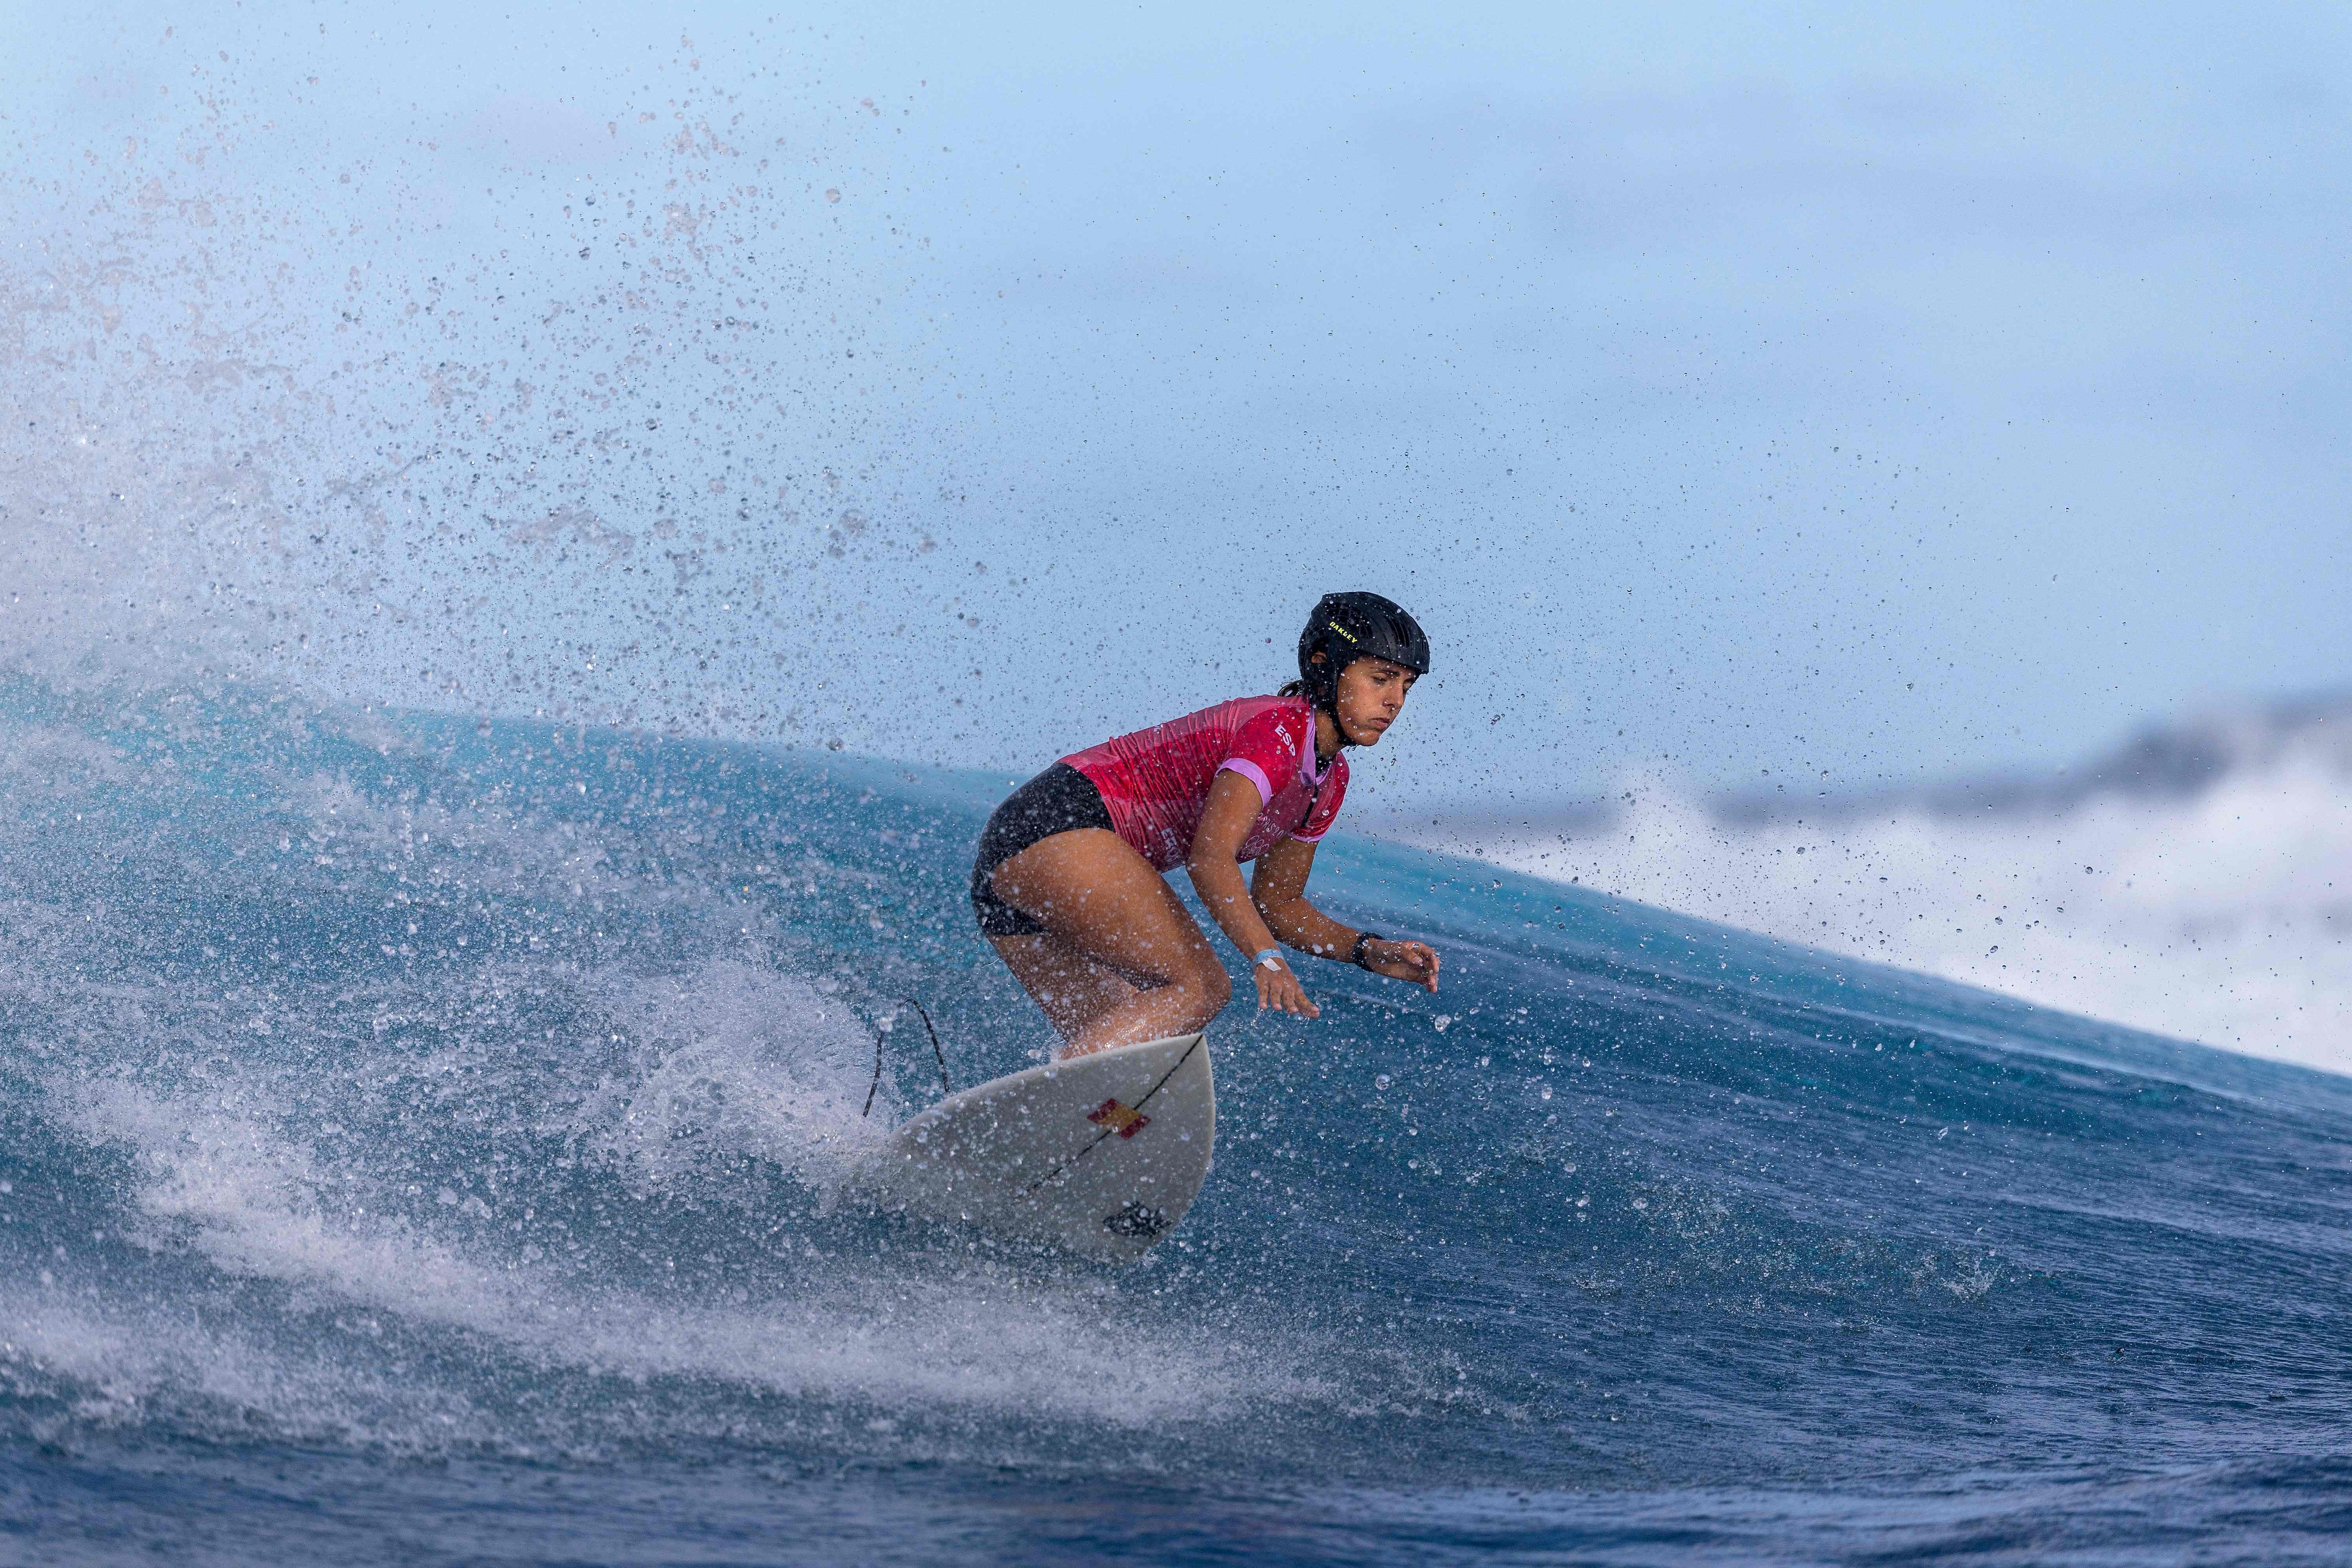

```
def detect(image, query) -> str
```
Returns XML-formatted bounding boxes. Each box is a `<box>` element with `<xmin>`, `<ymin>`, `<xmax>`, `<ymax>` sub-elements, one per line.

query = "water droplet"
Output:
<box><xmin>1539</xmin><ymin>1085</ymin><xmax>1553</xmax><ymax>1101</ymax></box>
<box><xmin>1374</xmin><ymin>1073</ymin><xmax>1392</xmax><ymax>1091</ymax></box>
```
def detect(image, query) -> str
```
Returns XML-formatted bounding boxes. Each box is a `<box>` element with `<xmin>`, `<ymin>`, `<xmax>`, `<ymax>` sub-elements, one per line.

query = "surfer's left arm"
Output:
<box><xmin>1250</xmin><ymin>836</ymin><xmax>1441</xmax><ymax>993</ymax></box>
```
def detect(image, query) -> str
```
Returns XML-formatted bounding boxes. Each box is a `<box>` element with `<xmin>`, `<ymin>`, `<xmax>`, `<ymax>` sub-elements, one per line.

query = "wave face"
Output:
<box><xmin>5</xmin><ymin>679</ymin><xmax>2351</xmax><ymax>1563</ymax></box>
<box><xmin>1412</xmin><ymin>696</ymin><xmax>2352</xmax><ymax>1076</ymax></box>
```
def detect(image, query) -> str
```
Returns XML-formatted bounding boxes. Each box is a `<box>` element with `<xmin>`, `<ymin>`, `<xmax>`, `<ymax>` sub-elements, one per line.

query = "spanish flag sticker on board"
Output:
<box><xmin>1088</xmin><ymin>1098</ymin><xmax>1151</xmax><ymax>1139</ymax></box>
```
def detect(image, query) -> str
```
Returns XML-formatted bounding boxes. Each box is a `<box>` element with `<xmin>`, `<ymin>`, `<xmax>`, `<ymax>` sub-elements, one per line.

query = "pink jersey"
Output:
<box><xmin>1062</xmin><ymin>695</ymin><xmax>1349</xmax><ymax>873</ymax></box>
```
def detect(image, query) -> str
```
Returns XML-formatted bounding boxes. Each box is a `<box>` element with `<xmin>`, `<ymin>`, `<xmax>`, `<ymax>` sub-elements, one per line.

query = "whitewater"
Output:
<box><xmin>1401</xmin><ymin>699</ymin><xmax>2352</xmax><ymax>1076</ymax></box>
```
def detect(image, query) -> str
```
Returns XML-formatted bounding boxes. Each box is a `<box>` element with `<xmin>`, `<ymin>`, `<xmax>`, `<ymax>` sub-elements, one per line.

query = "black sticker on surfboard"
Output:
<box><xmin>1103</xmin><ymin>1201</ymin><xmax>1168</xmax><ymax>1239</ymax></box>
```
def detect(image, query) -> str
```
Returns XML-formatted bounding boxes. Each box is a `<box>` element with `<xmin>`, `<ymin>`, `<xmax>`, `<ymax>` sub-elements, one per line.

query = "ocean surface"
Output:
<box><xmin>5</xmin><ymin>678</ymin><xmax>2350</xmax><ymax>1564</ymax></box>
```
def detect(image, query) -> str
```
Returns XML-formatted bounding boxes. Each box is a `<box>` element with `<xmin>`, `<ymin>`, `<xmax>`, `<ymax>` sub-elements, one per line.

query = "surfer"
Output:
<box><xmin>972</xmin><ymin>592</ymin><xmax>1442</xmax><ymax>1057</ymax></box>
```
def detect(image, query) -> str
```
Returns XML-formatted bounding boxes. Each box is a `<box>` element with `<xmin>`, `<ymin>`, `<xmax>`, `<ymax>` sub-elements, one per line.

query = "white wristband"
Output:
<box><xmin>1254</xmin><ymin>947</ymin><xmax>1284</xmax><ymax>970</ymax></box>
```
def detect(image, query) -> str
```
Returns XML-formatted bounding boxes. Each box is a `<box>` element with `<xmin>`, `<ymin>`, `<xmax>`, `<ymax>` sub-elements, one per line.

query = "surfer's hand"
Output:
<box><xmin>1363</xmin><ymin>939</ymin><xmax>1440</xmax><ymax>993</ymax></box>
<box><xmin>1254</xmin><ymin>956</ymin><xmax>1321</xmax><ymax>1019</ymax></box>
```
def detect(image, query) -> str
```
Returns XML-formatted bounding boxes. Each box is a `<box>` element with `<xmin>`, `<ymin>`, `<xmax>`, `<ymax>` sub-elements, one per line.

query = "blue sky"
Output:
<box><xmin>6</xmin><ymin>0</ymin><xmax>2347</xmax><ymax>811</ymax></box>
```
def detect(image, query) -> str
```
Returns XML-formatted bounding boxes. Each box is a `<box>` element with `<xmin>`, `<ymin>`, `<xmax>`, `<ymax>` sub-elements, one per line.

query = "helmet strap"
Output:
<box><xmin>1307</xmin><ymin>652</ymin><xmax>1360</xmax><ymax>748</ymax></box>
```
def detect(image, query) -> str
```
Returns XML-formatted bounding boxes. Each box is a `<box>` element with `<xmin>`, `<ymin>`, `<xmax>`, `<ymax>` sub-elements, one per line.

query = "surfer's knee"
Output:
<box><xmin>1179</xmin><ymin>960</ymin><xmax>1231</xmax><ymax>1018</ymax></box>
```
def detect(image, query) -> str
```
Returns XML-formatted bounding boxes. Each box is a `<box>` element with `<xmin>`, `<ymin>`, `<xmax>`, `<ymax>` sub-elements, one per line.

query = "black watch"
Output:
<box><xmin>1350</xmin><ymin>931</ymin><xmax>1385</xmax><ymax>969</ymax></box>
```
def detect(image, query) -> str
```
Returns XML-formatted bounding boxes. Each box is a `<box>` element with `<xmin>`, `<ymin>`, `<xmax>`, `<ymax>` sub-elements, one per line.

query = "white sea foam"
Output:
<box><xmin>0</xmin><ymin>1291</ymin><xmax>500</xmax><ymax>1452</ymax></box>
<box><xmin>38</xmin><ymin>966</ymin><xmax>1296</xmax><ymax>1441</ymax></box>
<box><xmin>1413</xmin><ymin>710</ymin><xmax>2352</xmax><ymax>1076</ymax></box>
<box><xmin>567</xmin><ymin>961</ymin><xmax>899</xmax><ymax>1196</ymax></box>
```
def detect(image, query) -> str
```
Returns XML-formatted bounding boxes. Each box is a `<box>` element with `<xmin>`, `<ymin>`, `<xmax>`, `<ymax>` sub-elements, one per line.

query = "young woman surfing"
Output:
<box><xmin>971</xmin><ymin>592</ymin><xmax>1442</xmax><ymax>1058</ymax></box>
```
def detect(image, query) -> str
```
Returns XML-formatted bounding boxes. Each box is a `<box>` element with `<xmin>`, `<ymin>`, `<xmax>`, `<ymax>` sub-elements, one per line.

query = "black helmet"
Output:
<box><xmin>1298</xmin><ymin>592</ymin><xmax>1431</xmax><ymax>721</ymax></box>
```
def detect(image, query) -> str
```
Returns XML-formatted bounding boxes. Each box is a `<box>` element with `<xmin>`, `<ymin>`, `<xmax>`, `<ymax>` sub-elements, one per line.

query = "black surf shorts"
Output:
<box><xmin>969</xmin><ymin>762</ymin><xmax>1116</xmax><ymax>937</ymax></box>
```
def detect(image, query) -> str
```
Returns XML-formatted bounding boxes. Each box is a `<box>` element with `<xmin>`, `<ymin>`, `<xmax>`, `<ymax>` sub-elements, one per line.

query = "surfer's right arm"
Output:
<box><xmin>1187</xmin><ymin>769</ymin><xmax>1322</xmax><ymax>1019</ymax></box>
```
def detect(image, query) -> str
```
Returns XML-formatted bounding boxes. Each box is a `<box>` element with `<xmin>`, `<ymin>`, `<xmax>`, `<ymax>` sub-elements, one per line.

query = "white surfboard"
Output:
<box><xmin>860</xmin><ymin>1032</ymin><xmax>1214</xmax><ymax>1264</ymax></box>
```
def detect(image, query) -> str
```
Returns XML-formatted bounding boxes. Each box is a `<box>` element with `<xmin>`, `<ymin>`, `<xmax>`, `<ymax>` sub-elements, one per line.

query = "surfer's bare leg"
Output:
<box><xmin>987</xmin><ymin>933</ymin><xmax>1140</xmax><ymax>1034</ymax></box>
<box><xmin>987</xmin><ymin>828</ymin><xmax>1230</xmax><ymax>1056</ymax></box>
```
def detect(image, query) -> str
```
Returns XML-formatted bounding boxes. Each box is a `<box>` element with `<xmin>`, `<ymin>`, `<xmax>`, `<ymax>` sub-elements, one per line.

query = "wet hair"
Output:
<box><xmin>1278</xmin><ymin>647</ymin><xmax>1327</xmax><ymax>699</ymax></box>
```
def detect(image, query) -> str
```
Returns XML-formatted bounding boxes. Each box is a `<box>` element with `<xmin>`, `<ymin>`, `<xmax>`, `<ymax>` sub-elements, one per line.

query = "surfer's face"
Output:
<box><xmin>1335</xmin><ymin>657</ymin><xmax>1417</xmax><ymax>747</ymax></box>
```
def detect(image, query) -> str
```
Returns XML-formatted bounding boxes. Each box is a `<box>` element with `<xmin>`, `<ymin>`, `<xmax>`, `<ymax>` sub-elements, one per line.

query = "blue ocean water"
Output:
<box><xmin>3</xmin><ymin>678</ymin><xmax>2349</xmax><ymax>1565</ymax></box>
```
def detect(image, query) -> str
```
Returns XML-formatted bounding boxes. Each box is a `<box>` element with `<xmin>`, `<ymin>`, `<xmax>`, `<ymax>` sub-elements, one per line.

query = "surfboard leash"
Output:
<box><xmin>860</xmin><ymin>998</ymin><xmax>952</xmax><ymax>1118</ymax></box>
